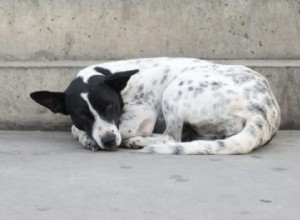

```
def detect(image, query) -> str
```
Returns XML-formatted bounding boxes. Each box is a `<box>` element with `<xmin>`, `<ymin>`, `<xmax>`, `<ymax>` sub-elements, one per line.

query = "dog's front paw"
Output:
<box><xmin>123</xmin><ymin>137</ymin><xmax>145</xmax><ymax>149</ymax></box>
<box><xmin>78</xmin><ymin>134</ymin><xmax>100</xmax><ymax>151</ymax></box>
<box><xmin>71</xmin><ymin>125</ymin><xmax>100</xmax><ymax>151</ymax></box>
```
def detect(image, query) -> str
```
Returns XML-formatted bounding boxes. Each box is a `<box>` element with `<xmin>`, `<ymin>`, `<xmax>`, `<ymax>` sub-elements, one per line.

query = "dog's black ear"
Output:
<box><xmin>104</xmin><ymin>69</ymin><xmax>139</xmax><ymax>92</ymax></box>
<box><xmin>30</xmin><ymin>91</ymin><xmax>69</xmax><ymax>115</ymax></box>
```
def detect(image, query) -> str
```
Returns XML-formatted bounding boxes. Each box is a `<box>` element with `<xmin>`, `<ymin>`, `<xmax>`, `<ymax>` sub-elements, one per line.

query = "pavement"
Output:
<box><xmin>0</xmin><ymin>130</ymin><xmax>299</xmax><ymax>220</ymax></box>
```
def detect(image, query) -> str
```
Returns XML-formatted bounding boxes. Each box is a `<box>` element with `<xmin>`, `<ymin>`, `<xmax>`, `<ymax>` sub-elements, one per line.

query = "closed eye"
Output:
<box><xmin>78</xmin><ymin>111</ymin><xmax>94</xmax><ymax>120</ymax></box>
<box><xmin>106</xmin><ymin>103</ymin><xmax>114</xmax><ymax>113</ymax></box>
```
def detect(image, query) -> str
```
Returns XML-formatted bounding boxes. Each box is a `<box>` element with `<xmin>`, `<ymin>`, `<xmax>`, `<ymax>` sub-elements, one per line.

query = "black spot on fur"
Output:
<box><xmin>211</xmin><ymin>81</ymin><xmax>223</xmax><ymax>90</ymax></box>
<box><xmin>164</xmin><ymin>68</ymin><xmax>170</xmax><ymax>74</ymax></box>
<box><xmin>138</xmin><ymin>85</ymin><xmax>144</xmax><ymax>92</ymax></box>
<box><xmin>161</xmin><ymin>74</ymin><xmax>168</xmax><ymax>84</ymax></box>
<box><xmin>248</xmin><ymin>104</ymin><xmax>267</xmax><ymax>120</ymax></box>
<box><xmin>188</xmin><ymin>86</ymin><xmax>194</xmax><ymax>91</ymax></box>
<box><xmin>230</xmin><ymin>74</ymin><xmax>253</xmax><ymax>85</ymax></box>
<box><xmin>256</xmin><ymin>121</ymin><xmax>263</xmax><ymax>130</ymax></box>
<box><xmin>172</xmin><ymin>145</ymin><xmax>184</xmax><ymax>155</ymax></box>
<box><xmin>247</xmin><ymin>125</ymin><xmax>256</xmax><ymax>137</ymax></box>
<box><xmin>217</xmin><ymin>141</ymin><xmax>225</xmax><ymax>148</ymax></box>
<box><xmin>193</xmin><ymin>87</ymin><xmax>204</xmax><ymax>97</ymax></box>
<box><xmin>253</xmin><ymin>81</ymin><xmax>268</xmax><ymax>93</ymax></box>
<box><xmin>179</xmin><ymin>81</ymin><xmax>184</xmax><ymax>86</ymax></box>
<box><xmin>147</xmin><ymin>146</ymin><xmax>156</xmax><ymax>154</ymax></box>
<box><xmin>182</xmin><ymin>67</ymin><xmax>188</xmax><ymax>72</ymax></box>
<box><xmin>94</xmin><ymin>67</ymin><xmax>112</xmax><ymax>76</ymax></box>
<box><xmin>264</xmin><ymin>97</ymin><xmax>272</xmax><ymax>107</ymax></box>
<box><xmin>199</xmin><ymin>82</ymin><xmax>208</xmax><ymax>88</ymax></box>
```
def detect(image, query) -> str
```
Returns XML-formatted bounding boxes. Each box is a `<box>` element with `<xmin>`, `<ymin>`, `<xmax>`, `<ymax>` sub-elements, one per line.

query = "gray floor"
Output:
<box><xmin>0</xmin><ymin>130</ymin><xmax>299</xmax><ymax>220</ymax></box>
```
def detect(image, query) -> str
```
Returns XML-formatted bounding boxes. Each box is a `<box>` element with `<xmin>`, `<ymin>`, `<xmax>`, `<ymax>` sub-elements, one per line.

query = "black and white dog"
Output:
<box><xmin>30</xmin><ymin>58</ymin><xmax>280</xmax><ymax>154</ymax></box>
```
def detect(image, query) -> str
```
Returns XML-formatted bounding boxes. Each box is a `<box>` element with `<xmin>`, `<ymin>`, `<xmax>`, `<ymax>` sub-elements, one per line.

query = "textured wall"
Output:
<box><xmin>0</xmin><ymin>0</ymin><xmax>299</xmax><ymax>60</ymax></box>
<box><xmin>0</xmin><ymin>62</ymin><xmax>299</xmax><ymax>130</ymax></box>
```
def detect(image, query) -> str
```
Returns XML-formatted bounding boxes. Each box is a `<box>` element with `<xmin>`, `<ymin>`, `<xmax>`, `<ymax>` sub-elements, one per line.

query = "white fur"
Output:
<box><xmin>75</xmin><ymin>57</ymin><xmax>280</xmax><ymax>154</ymax></box>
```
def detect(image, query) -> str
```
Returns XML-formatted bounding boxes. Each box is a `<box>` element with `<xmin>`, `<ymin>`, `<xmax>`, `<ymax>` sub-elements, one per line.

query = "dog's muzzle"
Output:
<box><xmin>101</xmin><ymin>133</ymin><xmax>119</xmax><ymax>151</ymax></box>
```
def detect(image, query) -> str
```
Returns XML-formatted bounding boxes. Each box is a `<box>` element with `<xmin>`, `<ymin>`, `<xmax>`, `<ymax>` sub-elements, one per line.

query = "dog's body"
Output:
<box><xmin>31</xmin><ymin>57</ymin><xmax>280</xmax><ymax>154</ymax></box>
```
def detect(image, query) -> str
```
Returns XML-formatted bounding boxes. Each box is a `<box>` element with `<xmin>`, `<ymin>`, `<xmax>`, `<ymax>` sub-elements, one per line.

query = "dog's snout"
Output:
<box><xmin>101</xmin><ymin>133</ymin><xmax>116</xmax><ymax>148</ymax></box>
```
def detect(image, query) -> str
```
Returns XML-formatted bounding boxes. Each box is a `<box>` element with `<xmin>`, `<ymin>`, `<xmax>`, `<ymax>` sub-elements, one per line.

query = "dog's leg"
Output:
<box><xmin>123</xmin><ymin>119</ymin><xmax>183</xmax><ymax>149</ymax></box>
<box><xmin>123</xmin><ymin>133</ymin><xmax>174</xmax><ymax>149</ymax></box>
<box><xmin>71</xmin><ymin>125</ymin><xmax>99</xmax><ymax>151</ymax></box>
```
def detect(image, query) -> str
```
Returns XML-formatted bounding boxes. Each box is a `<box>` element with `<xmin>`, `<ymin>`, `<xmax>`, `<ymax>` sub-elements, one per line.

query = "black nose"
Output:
<box><xmin>101</xmin><ymin>133</ymin><xmax>116</xmax><ymax>147</ymax></box>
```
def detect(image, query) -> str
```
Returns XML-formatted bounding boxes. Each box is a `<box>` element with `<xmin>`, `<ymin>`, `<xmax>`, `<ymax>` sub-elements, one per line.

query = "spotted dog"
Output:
<box><xmin>30</xmin><ymin>58</ymin><xmax>280</xmax><ymax>154</ymax></box>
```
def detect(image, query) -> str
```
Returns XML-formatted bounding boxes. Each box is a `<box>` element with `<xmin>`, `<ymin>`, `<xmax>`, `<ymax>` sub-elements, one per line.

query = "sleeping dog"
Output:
<box><xmin>30</xmin><ymin>57</ymin><xmax>280</xmax><ymax>154</ymax></box>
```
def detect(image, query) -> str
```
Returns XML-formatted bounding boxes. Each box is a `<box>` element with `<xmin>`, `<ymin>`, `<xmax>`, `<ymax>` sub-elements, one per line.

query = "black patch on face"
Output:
<box><xmin>94</xmin><ymin>67</ymin><xmax>112</xmax><ymax>76</ymax></box>
<box><xmin>65</xmin><ymin>74</ymin><xmax>129</xmax><ymax>138</ymax></box>
<box><xmin>88</xmin><ymin>75</ymin><xmax>125</xmax><ymax>127</ymax></box>
<box><xmin>64</xmin><ymin>78</ymin><xmax>94</xmax><ymax>136</ymax></box>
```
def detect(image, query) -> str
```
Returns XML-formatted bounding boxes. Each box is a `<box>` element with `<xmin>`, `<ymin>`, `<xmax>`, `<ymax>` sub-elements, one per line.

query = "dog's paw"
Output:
<box><xmin>139</xmin><ymin>143</ymin><xmax>184</xmax><ymax>155</ymax></box>
<box><xmin>71</xmin><ymin>125</ymin><xmax>100</xmax><ymax>151</ymax></box>
<box><xmin>78</xmin><ymin>134</ymin><xmax>100</xmax><ymax>151</ymax></box>
<box><xmin>123</xmin><ymin>137</ymin><xmax>145</xmax><ymax>149</ymax></box>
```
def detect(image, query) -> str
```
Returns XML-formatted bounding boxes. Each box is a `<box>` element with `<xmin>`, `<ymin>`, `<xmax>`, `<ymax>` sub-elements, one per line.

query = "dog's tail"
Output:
<box><xmin>139</xmin><ymin>116</ymin><xmax>277</xmax><ymax>155</ymax></box>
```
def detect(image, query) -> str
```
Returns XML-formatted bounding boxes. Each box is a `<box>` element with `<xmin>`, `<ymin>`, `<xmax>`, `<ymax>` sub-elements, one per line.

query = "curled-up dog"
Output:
<box><xmin>30</xmin><ymin>58</ymin><xmax>280</xmax><ymax>154</ymax></box>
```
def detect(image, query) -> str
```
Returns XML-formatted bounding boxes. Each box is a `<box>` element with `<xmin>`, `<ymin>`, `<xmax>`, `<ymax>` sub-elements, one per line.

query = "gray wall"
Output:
<box><xmin>1</xmin><ymin>0</ymin><xmax>300</xmax><ymax>60</ymax></box>
<box><xmin>0</xmin><ymin>0</ymin><xmax>299</xmax><ymax>130</ymax></box>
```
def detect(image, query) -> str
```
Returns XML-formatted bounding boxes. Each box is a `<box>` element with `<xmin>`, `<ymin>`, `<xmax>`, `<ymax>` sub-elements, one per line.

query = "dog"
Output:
<box><xmin>30</xmin><ymin>57</ymin><xmax>281</xmax><ymax>154</ymax></box>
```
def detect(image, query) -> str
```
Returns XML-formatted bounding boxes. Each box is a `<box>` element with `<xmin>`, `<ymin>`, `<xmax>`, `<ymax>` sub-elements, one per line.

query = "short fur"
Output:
<box><xmin>30</xmin><ymin>57</ymin><xmax>280</xmax><ymax>154</ymax></box>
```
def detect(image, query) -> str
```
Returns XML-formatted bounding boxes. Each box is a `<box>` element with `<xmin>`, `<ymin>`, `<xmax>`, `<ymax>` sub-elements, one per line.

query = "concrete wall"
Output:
<box><xmin>1</xmin><ymin>61</ymin><xmax>300</xmax><ymax>130</ymax></box>
<box><xmin>0</xmin><ymin>0</ymin><xmax>299</xmax><ymax>130</ymax></box>
<box><xmin>0</xmin><ymin>0</ymin><xmax>300</xmax><ymax>60</ymax></box>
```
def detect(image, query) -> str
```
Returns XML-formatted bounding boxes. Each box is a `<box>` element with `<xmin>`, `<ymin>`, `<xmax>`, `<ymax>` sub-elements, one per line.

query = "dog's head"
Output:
<box><xmin>30</xmin><ymin>68</ymin><xmax>138</xmax><ymax>150</ymax></box>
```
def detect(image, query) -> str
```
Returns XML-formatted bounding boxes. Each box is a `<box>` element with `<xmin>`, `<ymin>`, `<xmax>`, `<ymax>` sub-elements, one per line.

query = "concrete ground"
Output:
<box><xmin>0</xmin><ymin>130</ymin><xmax>299</xmax><ymax>220</ymax></box>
